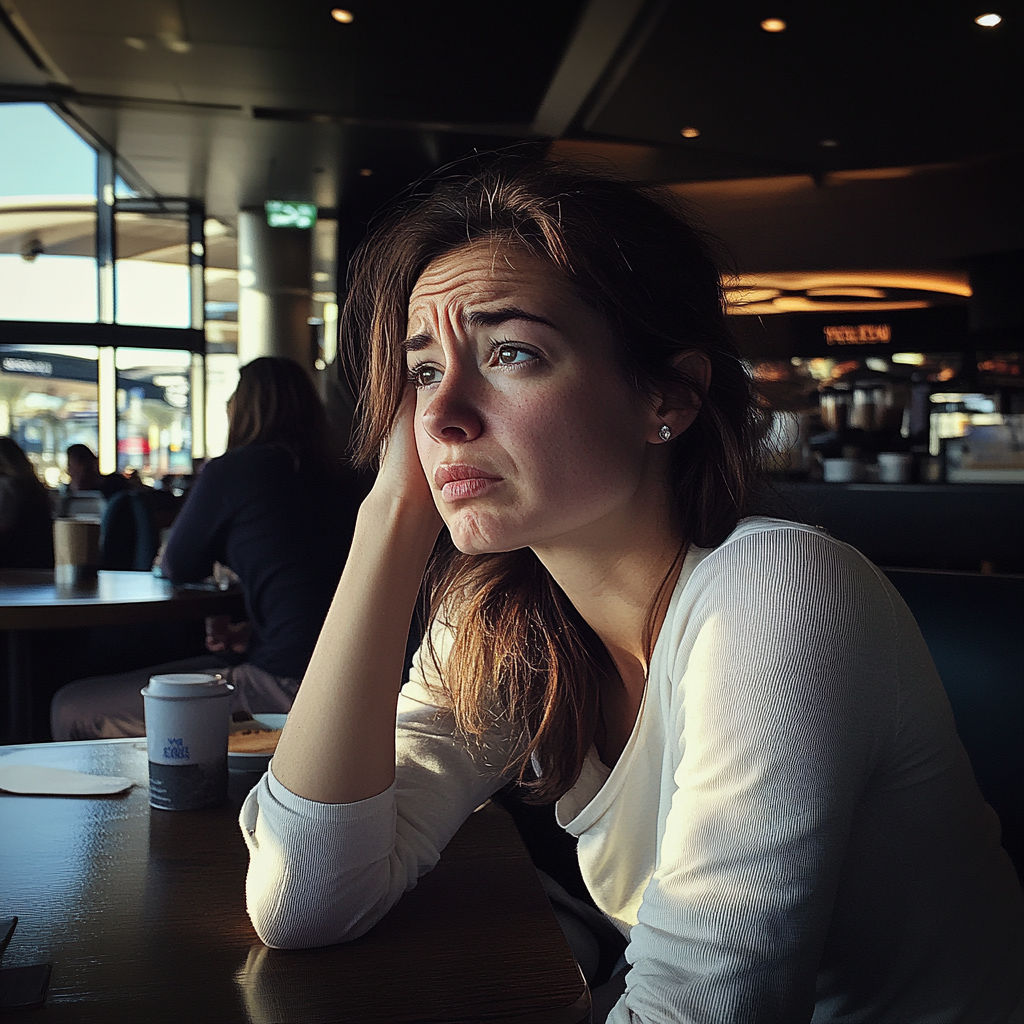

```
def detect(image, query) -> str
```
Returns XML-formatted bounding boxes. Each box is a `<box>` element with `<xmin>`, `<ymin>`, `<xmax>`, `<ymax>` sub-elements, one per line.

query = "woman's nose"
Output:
<box><xmin>421</xmin><ymin>367</ymin><xmax>483</xmax><ymax>444</ymax></box>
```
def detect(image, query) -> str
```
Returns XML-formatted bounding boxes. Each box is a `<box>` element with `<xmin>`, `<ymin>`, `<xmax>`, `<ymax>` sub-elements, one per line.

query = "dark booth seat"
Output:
<box><xmin>99</xmin><ymin>490</ymin><xmax>160</xmax><ymax>571</ymax></box>
<box><xmin>883</xmin><ymin>568</ymin><xmax>1024</xmax><ymax>880</ymax></box>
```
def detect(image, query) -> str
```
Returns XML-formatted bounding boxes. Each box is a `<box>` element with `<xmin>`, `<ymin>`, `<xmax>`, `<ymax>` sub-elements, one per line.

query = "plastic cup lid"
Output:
<box><xmin>141</xmin><ymin>673</ymin><xmax>232</xmax><ymax>698</ymax></box>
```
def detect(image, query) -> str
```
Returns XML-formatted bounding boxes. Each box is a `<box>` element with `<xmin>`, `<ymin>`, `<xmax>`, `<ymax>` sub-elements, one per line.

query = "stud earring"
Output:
<box><xmin>659</xmin><ymin>425</ymin><xmax>672</xmax><ymax>441</ymax></box>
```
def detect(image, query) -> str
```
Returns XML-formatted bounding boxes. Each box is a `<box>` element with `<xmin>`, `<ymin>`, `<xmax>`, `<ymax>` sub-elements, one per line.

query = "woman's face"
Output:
<box><xmin>405</xmin><ymin>241</ymin><xmax>668</xmax><ymax>556</ymax></box>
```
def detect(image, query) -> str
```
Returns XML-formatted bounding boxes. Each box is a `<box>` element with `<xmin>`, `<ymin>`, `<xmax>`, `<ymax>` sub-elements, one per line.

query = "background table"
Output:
<box><xmin>1</xmin><ymin>570</ymin><xmax>245</xmax><ymax>743</ymax></box>
<box><xmin>0</xmin><ymin>739</ymin><xmax>590</xmax><ymax>1023</ymax></box>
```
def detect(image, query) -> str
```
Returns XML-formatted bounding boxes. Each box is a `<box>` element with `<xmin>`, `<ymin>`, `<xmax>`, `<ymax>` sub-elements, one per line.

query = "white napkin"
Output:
<box><xmin>0</xmin><ymin>763</ymin><xmax>133</xmax><ymax>796</ymax></box>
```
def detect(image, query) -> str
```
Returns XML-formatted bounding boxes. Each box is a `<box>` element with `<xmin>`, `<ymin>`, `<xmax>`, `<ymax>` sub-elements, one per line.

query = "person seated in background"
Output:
<box><xmin>0</xmin><ymin>436</ymin><xmax>54</xmax><ymax>569</ymax></box>
<box><xmin>65</xmin><ymin>443</ymin><xmax>131</xmax><ymax>499</ymax></box>
<box><xmin>50</xmin><ymin>357</ymin><xmax>357</xmax><ymax>740</ymax></box>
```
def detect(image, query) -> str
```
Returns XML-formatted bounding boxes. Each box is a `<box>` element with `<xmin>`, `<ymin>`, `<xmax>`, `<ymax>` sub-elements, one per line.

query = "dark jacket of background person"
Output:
<box><xmin>0</xmin><ymin>436</ymin><xmax>54</xmax><ymax>569</ymax></box>
<box><xmin>161</xmin><ymin>442</ymin><xmax>349</xmax><ymax>680</ymax></box>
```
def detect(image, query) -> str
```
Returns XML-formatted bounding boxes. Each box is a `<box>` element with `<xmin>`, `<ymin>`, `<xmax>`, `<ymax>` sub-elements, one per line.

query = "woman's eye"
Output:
<box><xmin>408</xmin><ymin>364</ymin><xmax>442</xmax><ymax>388</ymax></box>
<box><xmin>495</xmin><ymin>345</ymin><xmax>535</xmax><ymax>366</ymax></box>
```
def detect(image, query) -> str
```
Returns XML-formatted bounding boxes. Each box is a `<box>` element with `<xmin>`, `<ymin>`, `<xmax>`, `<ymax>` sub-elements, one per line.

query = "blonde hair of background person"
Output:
<box><xmin>242</xmin><ymin>158</ymin><xmax>1024</xmax><ymax>1024</ymax></box>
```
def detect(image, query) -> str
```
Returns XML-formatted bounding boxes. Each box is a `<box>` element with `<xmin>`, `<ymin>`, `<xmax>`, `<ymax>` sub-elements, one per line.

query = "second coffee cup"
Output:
<box><xmin>53</xmin><ymin>517</ymin><xmax>101</xmax><ymax>589</ymax></box>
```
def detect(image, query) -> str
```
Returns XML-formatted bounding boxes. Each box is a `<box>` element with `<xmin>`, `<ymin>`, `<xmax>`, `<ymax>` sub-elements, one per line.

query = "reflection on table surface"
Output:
<box><xmin>0</xmin><ymin>739</ymin><xmax>589</xmax><ymax>1023</ymax></box>
<box><xmin>0</xmin><ymin>569</ymin><xmax>243</xmax><ymax>624</ymax></box>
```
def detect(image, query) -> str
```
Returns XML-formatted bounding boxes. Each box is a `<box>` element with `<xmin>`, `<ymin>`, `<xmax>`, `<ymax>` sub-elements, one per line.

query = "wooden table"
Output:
<box><xmin>1</xmin><ymin>570</ymin><xmax>245</xmax><ymax>743</ymax></box>
<box><xmin>0</xmin><ymin>739</ymin><xmax>590</xmax><ymax>1023</ymax></box>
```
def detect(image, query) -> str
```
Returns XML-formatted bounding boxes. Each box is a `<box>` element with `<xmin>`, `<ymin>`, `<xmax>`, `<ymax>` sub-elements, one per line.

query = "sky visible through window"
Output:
<box><xmin>0</xmin><ymin>103</ymin><xmax>96</xmax><ymax>197</ymax></box>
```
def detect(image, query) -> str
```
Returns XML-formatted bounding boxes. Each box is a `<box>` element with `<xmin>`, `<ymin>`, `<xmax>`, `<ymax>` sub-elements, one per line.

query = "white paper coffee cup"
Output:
<box><xmin>141</xmin><ymin>673</ymin><xmax>234</xmax><ymax>811</ymax></box>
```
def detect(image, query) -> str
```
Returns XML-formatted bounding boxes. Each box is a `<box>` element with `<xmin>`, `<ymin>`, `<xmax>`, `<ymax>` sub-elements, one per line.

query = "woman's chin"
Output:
<box><xmin>446</xmin><ymin>514</ymin><xmax>522</xmax><ymax>556</ymax></box>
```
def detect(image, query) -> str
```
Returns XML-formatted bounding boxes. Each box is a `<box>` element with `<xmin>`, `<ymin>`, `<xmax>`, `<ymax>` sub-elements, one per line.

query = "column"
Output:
<box><xmin>237</xmin><ymin>211</ymin><xmax>313</xmax><ymax>371</ymax></box>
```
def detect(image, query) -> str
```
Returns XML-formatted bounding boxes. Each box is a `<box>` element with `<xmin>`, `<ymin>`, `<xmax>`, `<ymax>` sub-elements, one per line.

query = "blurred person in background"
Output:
<box><xmin>65</xmin><ymin>443</ymin><xmax>131</xmax><ymax>498</ymax></box>
<box><xmin>51</xmin><ymin>357</ymin><xmax>356</xmax><ymax>739</ymax></box>
<box><xmin>0</xmin><ymin>435</ymin><xmax>54</xmax><ymax>569</ymax></box>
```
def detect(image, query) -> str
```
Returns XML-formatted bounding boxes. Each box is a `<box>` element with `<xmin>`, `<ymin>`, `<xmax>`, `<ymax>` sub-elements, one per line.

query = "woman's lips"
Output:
<box><xmin>435</xmin><ymin>464</ymin><xmax>502</xmax><ymax>502</ymax></box>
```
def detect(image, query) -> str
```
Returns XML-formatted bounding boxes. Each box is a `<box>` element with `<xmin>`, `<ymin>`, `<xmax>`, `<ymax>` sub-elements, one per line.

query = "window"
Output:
<box><xmin>0</xmin><ymin>343</ymin><xmax>99</xmax><ymax>487</ymax></box>
<box><xmin>115</xmin><ymin>348</ymin><xmax>194</xmax><ymax>482</ymax></box>
<box><xmin>0</xmin><ymin>103</ymin><xmax>99</xmax><ymax>323</ymax></box>
<box><xmin>115</xmin><ymin>211</ymin><xmax>191</xmax><ymax>328</ymax></box>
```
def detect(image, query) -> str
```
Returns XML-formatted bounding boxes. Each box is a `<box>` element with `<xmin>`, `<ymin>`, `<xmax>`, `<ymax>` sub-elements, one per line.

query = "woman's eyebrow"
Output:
<box><xmin>465</xmin><ymin>306</ymin><xmax>557</xmax><ymax>330</ymax></box>
<box><xmin>402</xmin><ymin>333</ymin><xmax>433</xmax><ymax>353</ymax></box>
<box><xmin>402</xmin><ymin>306</ymin><xmax>558</xmax><ymax>353</ymax></box>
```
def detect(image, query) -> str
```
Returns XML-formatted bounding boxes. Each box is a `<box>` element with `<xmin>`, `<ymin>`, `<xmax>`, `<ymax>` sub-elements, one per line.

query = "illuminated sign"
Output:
<box><xmin>265</xmin><ymin>200</ymin><xmax>317</xmax><ymax>229</ymax></box>
<box><xmin>2</xmin><ymin>357</ymin><xmax>53</xmax><ymax>375</ymax></box>
<box><xmin>823</xmin><ymin>324</ymin><xmax>892</xmax><ymax>345</ymax></box>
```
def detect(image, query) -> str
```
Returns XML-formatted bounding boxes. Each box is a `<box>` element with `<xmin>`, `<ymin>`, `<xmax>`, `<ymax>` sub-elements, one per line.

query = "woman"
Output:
<box><xmin>241</xmin><ymin>162</ymin><xmax>1024</xmax><ymax>1023</ymax></box>
<box><xmin>0</xmin><ymin>435</ymin><xmax>54</xmax><ymax>569</ymax></box>
<box><xmin>50</xmin><ymin>357</ymin><xmax>354</xmax><ymax>739</ymax></box>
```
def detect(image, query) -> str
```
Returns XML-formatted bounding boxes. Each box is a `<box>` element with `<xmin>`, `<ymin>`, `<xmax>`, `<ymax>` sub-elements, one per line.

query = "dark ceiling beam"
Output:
<box><xmin>250</xmin><ymin>107</ymin><xmax>539</xmax><ymax>139</ymax></box>
<box><xmin>531</xmin><ymin>0</ymin><xmax>656</xmax><ymax>138</ymax></box>
<box><xmin>0</xmin><ymin>0</ymin><xmax>68</xmax><ymax>82</ymax></box>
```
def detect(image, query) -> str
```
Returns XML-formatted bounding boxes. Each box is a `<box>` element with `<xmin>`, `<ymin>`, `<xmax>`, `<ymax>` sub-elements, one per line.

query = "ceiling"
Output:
<box><xmin>1</xmin><ymin>0</ymin><xmax>1022</xmax><ymax>284</ymax></box>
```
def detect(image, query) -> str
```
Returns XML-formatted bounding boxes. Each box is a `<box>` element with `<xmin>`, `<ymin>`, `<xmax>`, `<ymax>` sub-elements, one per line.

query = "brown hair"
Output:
<box><xmin>227</xmin><ymin>357</ymin><xmax>338</xmax><ymax>474</ymax></box>
<box><xmin>0</xmin><ymin>436</ymin><xmax>45</xmax><ymax>483</ymax></box>
<box><xmin>342</xmin><ymin>158</ymin><xmax>764</xmax><ymax>801</ymax></box>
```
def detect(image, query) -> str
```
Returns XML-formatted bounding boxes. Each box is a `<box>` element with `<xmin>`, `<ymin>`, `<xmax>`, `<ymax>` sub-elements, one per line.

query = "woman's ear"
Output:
<box><xmin>647</xmin><ymin>350</ymin><xmax>711</xmax><ymax>443</ymax></box>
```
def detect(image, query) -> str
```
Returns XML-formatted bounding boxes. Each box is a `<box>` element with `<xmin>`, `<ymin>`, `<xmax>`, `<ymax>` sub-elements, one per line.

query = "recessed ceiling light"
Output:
<box><xmin>760</xmin><ymin>18</ymin><xmax>786</xmax><ymax>32</ymax></box>
<box><xmin>158</xmin><ymin>31</ymin><xmax>192</xmax><ymax>53</ymax></box>
<box><xmin>331</xmin><ymin>8</ymin><xmax>354</xmax><ymax>23</ymax></box>
<box><xmin>124</xmin><ymin>36</ymin><xmax>147</xmax><ymax>50</ymax></box>
<box><xmin>975</xmin><ymin>12</ymin><xmax>1001</xmax><ymax>26</ymax></box>
<box><xmin>680</xmin><ymin>127</ymin><xmax>700</xmax><ymax>138</ymax></box>
<box><xmin>359</xmin><ymin>167</ymin><xmax>373</xmax><ymax>177</ymax></box>
<box><xmin>820</xmin><ymin>139</ymin><xmax>839</xmax><ymax>147</ymax></box>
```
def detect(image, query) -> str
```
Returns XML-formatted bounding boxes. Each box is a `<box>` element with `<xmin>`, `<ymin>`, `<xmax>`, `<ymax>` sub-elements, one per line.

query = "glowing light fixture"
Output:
<box><xmin>331</xmin><ymin>8</ymin><xmax>355</xmax><ymax>23</ymax></box>
<box><xmin>680</xmin><ymin>126</ymin><xmax>700</xmax><ymax>138</ymax></box>
<box><xmin>760</xmin><ymin>18</ymin><xmax>786</xmax><ymax>32</ymax></box>
<box><xmin>975</xmin><ymin>13</ymin><xmax>1002</xmax><ymax>26</ymax></box>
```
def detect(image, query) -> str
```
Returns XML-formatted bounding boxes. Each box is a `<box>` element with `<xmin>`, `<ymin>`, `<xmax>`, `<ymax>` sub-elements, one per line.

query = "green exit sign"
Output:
<box><xmin>265</xmin><ymin>200</ymin><xmax>317</xmax><ymax>229</ymax></box>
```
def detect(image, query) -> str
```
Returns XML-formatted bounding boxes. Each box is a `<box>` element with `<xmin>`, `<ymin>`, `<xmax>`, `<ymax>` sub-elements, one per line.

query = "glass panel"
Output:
<box><xmin>203</xmin><ymin>217</ymin><xmax>239</xmax><ymax>459</ymax></box>
<box><xmin>0</xmin><ymin>104</ymin><xmax>99</xmax><ymax>323</ymax></box>
<box><xmin>0</xmin><ymin>344</ymin><xmax>99</xmax><ymax>488</ymax></box>
<box><xmin>204</xmin><ymin>351</ymin><xmax>240</xmax><ymax>459</ymax></box>
<box><xmin>114</xmin><ymin>213</ymin><xmax>190</xmax><ymax>328</ymax></box>
<box><xmin>115</xmin><ymin>348</ymin><xmax>193</xmax><ymax>483</ymax></box>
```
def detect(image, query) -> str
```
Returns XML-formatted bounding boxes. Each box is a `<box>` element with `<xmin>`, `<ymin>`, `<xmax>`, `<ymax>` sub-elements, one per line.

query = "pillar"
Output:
<box><xmin>237</xmin><ymin>211</ymin><xmax>313</xmax><ymax>371</ymax></box>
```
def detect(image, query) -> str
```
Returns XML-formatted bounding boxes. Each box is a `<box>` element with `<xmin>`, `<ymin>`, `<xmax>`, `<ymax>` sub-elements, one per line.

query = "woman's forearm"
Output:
<box><xmin>270</xmin><ymin>491</ymin><xmax>440</xmax><ymax>804</ymax></box>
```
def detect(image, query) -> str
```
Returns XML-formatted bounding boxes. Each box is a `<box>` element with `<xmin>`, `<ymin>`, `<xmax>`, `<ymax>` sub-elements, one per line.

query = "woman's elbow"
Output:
<box><xmin>245</xmin><ymin>864</ymin><xmax>394</xmax><ymax>950</ymax></box>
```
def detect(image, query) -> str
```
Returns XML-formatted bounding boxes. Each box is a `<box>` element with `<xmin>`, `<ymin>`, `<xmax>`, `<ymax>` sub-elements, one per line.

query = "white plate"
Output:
<box><xmin>228</xmin><ymin>714</ymin><xmax>286</xmax><ymax>771</ymax></box>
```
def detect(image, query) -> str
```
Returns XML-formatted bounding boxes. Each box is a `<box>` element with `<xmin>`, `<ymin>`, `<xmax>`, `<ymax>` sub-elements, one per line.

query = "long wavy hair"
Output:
<box><xmin>227</xmin><ymin>357</ymin><xmax>338</xmax><ymax>476</ymax></box>
<box><xmin>342</xmin><ymin>157</ymin><xmax>765</xmax><ymax>801</ymax></box>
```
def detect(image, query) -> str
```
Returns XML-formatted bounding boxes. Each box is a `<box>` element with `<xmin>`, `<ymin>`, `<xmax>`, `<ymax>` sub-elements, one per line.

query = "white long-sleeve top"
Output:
<box><xmin>240</xmin><ymin>518</ymin><xmax>1024</xmax><ymax>1023</ymax></box>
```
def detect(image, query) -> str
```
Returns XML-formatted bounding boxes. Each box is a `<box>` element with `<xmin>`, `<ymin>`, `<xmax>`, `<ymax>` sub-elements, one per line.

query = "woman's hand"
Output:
<box><xmin>205</xmin><ymin>614</ymin><xmax>250</xmax><ymax>653</ymax></box>
<box><xmin>370</xmin><ymin>388</ymin><xmax>440</xmax><ymax>524</ymax></box>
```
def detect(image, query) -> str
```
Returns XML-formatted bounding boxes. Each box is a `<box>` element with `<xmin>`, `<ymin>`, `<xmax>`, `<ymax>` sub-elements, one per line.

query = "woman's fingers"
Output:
<box><xmin>377</xmin><ymin>389</ymin><xmax>438</xmax><ymax>515</ymax></box>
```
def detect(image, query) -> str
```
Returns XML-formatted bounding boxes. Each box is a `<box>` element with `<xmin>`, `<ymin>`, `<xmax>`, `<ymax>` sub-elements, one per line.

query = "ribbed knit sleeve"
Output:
<box><xmin>239</xmin><ymin>638</ymin><xmax>514</xmax><ymax>949</ymax></box>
